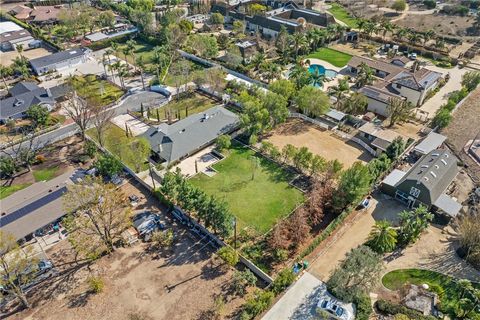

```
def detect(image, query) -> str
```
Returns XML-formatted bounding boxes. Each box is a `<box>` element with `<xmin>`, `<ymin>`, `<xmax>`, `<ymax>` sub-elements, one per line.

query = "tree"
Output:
<box><xmin>62</xmin><ymin>92</ymin><xmax>93</xmax><ymax>140</ymax></box>
<box><xmin>178</xmin><ymin>19</ymin><xmax>194</xmax><ymax>34</ymax></box>
<box><xmin>127</xmin><ymin>138</ymin><xmax>150</xmax><ymax>173</ymax></box>
<box><xmin>387</xmin><ymin>98</ymin><xmax>412</xmax><ymax>127</ymax></box>
<box><xmin>92</xmin><ymin>105</ymin><xmax>115</xmax><ymax>147</ymax></box>
<box><xmin>232</xmin><ymin>20</ymin><xmax>245</xmax><ymax>36</ymax></box>
<box><xmin>398</xmin><ymin>205</ymin><xmax>433</xmax><ymax>245</ymax></box>
<box><xmin>355</xmin><ymin>63</ymin><xmax>374</xmax><ymax>88</ymax></box>
<box><xmin>268</xmin><ymin>79</ymin><xmax>296</xmax><ymax>102</ymax></box>
<box><xmin>385</xmin><ymin>137</ymin><xmax>405</xmax><ymax>160</ymax></box>
<box><xmin>309</xmin><ymin>154</ymin><xmax>327</xmax><ymax>176</ymax></box>
<box><xmin>367</xmin><ymin>153</ymin><xmax>391</xmax><ymax>182</ymax></box>
<box><xmin>343</xmin><ymin>92</ymin><xmax>368</xmax><ymax>115</ymax></box>
<box><xmin>432</xmin><ymin>108</ymin><xmax>452</xmax><ymax>129</ymax></box>
<box><xmin>217</xmin><ymin>246</ymin><xmax>239</xmax><ymax>267</ymax></box>
<box><xmin>95</xmin><ymin>154</ymin><xmax>123</xmax><ymax>178</ymax></box>
<box><xmin>391</xmin><ymin>0</ymin><xmax>407</xmax><ymax>13</ymax></box>
<box><xmin>0</xmin><ymin>156</ymin><xmax>16</xmax><ymax>178</ymax></box>
<box><xmin>232</xmin><ymin>270</ymin><xmax>257</xmax><ymax>296</ymax></box>
<box><xmin>26</xmin><ymin>104</ymin><xmax>50</xmax><ymax>128</ymax></box>
<box><xmin>328</xmin><ymin>78</ymin><xmax>349</xmax><ymax>108</ymax></box>
<box><xmin>295</xmin><ymin>86</ymin><xmax>330</xmax><ymax>118</ymax></box>
<box><xmin>216</xmin><ymin>134</ymin><xmax>231</xmax><ymax>151</ymax></box>
<box><xmin>287</xmin><ymin>207</ymin><xmax>311</xmax><ymax>247</ymax></box>
<box><xmin>126</xmin><ymin>0</ymin><xmax>154</xmax><ymax>11</ymax></box>
<box><xmin>151</xmin><ymin>229</ymin><xmax>174</xmax><ymax>248</ymax></box>
<box><xmin>289</xmin><ymin>64</ymin><xmax>311</xmax><ymax>89</ymax></box>
<box><xmin>261</xmin><ymin>91</ymin><xmax>289</xmax><ymax>126</ymax></box>
<box><xmin>84</xmin><ymin>140</ymin><xmax>97</xmax><ymax>158</ymax></box>
<box><xmin>185</xmin><ymin>34</ymin><xmax>218</xmax><ymax>59</ymax></box>
<box><xmin>327</xmin><ymin>245</ymin><xmax>383</xmax><ymax>302</ymax></box>
<box><xmin>455</xmin><ymin>213</ymin><xmax>480</xmax><ymax>268</ymax></box>
<box><xmin>367</xmin><ymin>220</ymin><xmax>398</xmax><ymax>254</ymax></box>
<box><xmin>293</xmin><ymin>146</ymin><xmax>313</xmax><ymax>173</ymax></box>
<box><xmin>0</xmin><ymin>231</ymin><xmax>38</xmax><ymax>308</ymax></box>
<box><xmin>0</xmin><ymin>65</ymin><xmax>12</xmax><ymax>89</ymax></box>
<box><xmin>210</xmin><ymin>12</ymin><xmax>224</xmax><ymax>26</ymax></box>
<box><xmin>98</xmin><ymin>10</ymin><xmax>116</xmax><ymax>29</ymax></box>
<box><xmin>63</xmin><ymin>177</ymin><xmax>131</xmax><ymax>255</ymax></box>
<box><xmin>333</xmin><ymin>162</ymin><xmax>371</xmax><ymax>211</ymax></box>
<box><xmin>275</xmin><ymin>25</ymin><xmax>290</xmax><ymax>62</ymax></box>
<box><xmin>461</xmin><ymin>71</ymin><xmax>480</xmax><ymax>92</ymax></box>
<box><xmin>282</xmin><ymin>144</ymin><xmax>297</xmax><ymax>165</ymax></box>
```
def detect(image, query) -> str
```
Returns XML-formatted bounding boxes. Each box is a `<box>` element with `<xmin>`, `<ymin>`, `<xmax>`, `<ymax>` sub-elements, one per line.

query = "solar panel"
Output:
<box><xmin>0</xmin><ymin>187</ymin><xmax>67</xmax><ymax>226</ymax></box>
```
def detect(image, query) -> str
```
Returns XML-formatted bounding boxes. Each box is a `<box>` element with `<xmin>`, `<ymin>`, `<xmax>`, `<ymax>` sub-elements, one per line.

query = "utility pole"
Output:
<box><xmin>233</xmin><ymin>217</ymin><xmax>237</xmax><ymax>250</ymax></box>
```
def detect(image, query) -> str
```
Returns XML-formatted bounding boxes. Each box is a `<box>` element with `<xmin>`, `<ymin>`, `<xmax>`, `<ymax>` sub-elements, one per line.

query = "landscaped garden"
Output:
<box><xmin>382</xmin><ymin>269</ymin><xmax>480</xmax><ymax>317</ymax></box>
<box><xmin>86</xmin><ymin>124</ymin><xmax>149</xmax><ymax>172</ymax></box>
<box><xmin>306</xmin><ymin>48</ymin><xmax>352</xmax><ymax>68</ymax></box>
<box><xmin>70</xmin><ymin>75</ymin><xmax>124</xmax><ymax>106</ymax></box>
<box><xmin>189</xmin><ymin>143</ymin><xmax>304</xmax><ymax>234</ymax></box>
<box><xmin>154</xmin><ymin>92</ymin><xmax>217</xmax><ymax>121</ymax></box>
<box><xmin>327</xmin><ymin>3</ymin><xmax>359</xmax><ymax>28</ymax></box>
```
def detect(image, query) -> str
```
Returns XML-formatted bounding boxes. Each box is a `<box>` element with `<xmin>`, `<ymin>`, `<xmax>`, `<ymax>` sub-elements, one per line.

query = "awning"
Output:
<box><xmin>414</xmin><ymin>132</ymin><xmax>446</xmax><ymax>155</ymax></box>
<box><xmin>434</xmin><ymin>194</ymin><xmax>462</xmax><ymax>217</ymax></box>
<box><xmin>372</xmin><ymin>137</ymin><xmax>391</xmax><ymax>151</ymax></box>
<box><xmin>382</xmin><ymin>169</ymin><xmax>406</xmax><ymax>187</ymax></box>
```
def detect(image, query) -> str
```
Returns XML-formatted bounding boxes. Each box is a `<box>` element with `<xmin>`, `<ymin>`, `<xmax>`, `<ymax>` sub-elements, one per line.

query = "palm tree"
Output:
<box><xmin>422</xmin><ymin>29</ymin><xmax>435</xmax><ymax>45</ymax></box>
<box><xmin>355</xmin><ymin>63</ymin><xmax>374</xmax><ymax>88</ymax></box>
<box><xmin>357</xmin><ymin>19</ymin><xmax>368</xmax><ymax>39</ymax></box>
<box><xmin>435</xmin><ymin>38</ymin><xmax>446</xmax><ymax>51</ymax></box>
<box><xmin>12</xmin><ymin>56</ymin><xmax>30</xmax><ymax>79</ymax></box>
<box><xmin>380</xmin><ymin>20</ymin><xmax>395</xmax><ymax>40</ymax></box>
<box><xmin>328</xmin><ymin>77</ymin><xmax>349</xmax><ymax>107</ymax></box>
<box><xmin>136</xmin><ymin>56</ymin><xmax>146</xmax><ymax>90</ymax></box>
<box><xmin>0</xmin><ymin>65</ymin><xmax>12</xmax><ymax>90</ymax></box>
<box><xmin>126</xmin><ymin>39</ymin><xmax>137</xmax><ymax>71</ymax></box>
<box><xmin>408</xmin><ymin>32</ymin><xmax>422</xmax><ymax>45</ymax></box>
<box><xmin>395</xmin><ymin>27</ymin><xmax>410</xmax><ymax>42</ymax></box>
<box><xmin>309</xmin><ymin>68</ymin><xmax>325</xmax><ymax>87</ymax></box>
<box><xmin>110</xmin><ymin>41</ymin><xmax>119</xmax><ymax>57</ymax></box>
<box><xmin>151</xmin><ymin>46</ymin><xmax>165</xmax><ymax>84</ymax></box>
<box><xmin>291</xmin><ymin>32</ymin><xmax>307</xmax><ymax>58</ymax></box>
<box><xmin>367</xmin><ymin>220</ymin><xmax>397</xmax><ymax>254</ymax></box>
<box><xmin>260</xmin><ymin>62</ymin><xmax>280</xmax><ymax>83</ymax></box>
<box><xmin>16</xmin><ymin>44</ymin><xmax>24</xmax><ymax>58</ymax></box>
<box><xmin>251</xmin><ymin>52</ymin><xmax>266</xmax><ymax>71</ymax></box>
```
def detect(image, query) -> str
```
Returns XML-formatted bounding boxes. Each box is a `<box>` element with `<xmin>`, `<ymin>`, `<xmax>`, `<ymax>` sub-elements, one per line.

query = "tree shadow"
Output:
<box><xmin>67</xmin><ymin>290</ymin><xmax>95</xmax><ymax>309</ymax></box>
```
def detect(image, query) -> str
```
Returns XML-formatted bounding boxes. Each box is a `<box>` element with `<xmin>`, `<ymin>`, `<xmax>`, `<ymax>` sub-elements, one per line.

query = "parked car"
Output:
<box><xmin>317</xmin><ymin>298</ymin><xmax>351</xmax><ymax>320</ymax></box>
<box><xmin>132</xmin><ymin>211</ymin><xmax>165</xmax><ymax>241</ymax></box>
<box><xmin>129</xmin><ymin>194</ymin><xmax>139</xmax><ymax>206</ymax></box>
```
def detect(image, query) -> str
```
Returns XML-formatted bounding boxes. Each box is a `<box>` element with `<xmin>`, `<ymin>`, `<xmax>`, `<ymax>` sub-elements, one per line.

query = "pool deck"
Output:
<box><xmin>303</xmin><ymin>58</ymin><xmax>344</xmax><ymax>73</ymax></box>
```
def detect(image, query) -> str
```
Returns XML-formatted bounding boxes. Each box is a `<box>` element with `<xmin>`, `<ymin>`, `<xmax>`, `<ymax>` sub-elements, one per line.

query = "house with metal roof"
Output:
<box><xmin>413</xmin><ymin>132</ymin><xmax>447</xmax><ymax>156</ymax></box>
<box><xmin>29</xmin><ymin>47</ymin><xmax>91</xmax><ymax>75</ymax></box>
<box><xmin>381</xmin><ymin>149</ymin><xmax>462</xmax><ymax>218</ymax></box>
<box><xmin>142</xmin><ymin>106</ymin><xmax>240</xmax><ymax>164</ymax></box>
<box><xmin>358</xmin><ymin>122</ymin><xmax>406</xmax><ymax>156</ymax></box>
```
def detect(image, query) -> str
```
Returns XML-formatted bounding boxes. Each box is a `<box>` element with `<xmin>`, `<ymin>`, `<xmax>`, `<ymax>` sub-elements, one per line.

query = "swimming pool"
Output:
<box><xmin>308</xmin><ymin>64</ymin><xmax>338</xmax><ymax>78</ymax></box>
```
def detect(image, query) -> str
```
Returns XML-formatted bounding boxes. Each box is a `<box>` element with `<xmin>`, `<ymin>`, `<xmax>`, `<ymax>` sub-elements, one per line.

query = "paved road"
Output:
<box><xmin>1</xmin><ymin>91</ymin><xmax>167</xmax><ymax>156</ymax></box>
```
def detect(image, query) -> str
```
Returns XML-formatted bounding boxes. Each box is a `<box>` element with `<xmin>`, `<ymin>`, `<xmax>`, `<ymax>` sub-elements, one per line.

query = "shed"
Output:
<box><xmin>413</xmin><ymin>132</ymin><xmax>447</xmax><ymax>156</ymax></box>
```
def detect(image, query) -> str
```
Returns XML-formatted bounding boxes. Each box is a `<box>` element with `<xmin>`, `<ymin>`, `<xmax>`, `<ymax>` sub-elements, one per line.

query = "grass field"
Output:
<box><xmin>115</xmin><ymin>40</ymin><xmax>155</xmax><ymax>66</ymax></box>
<box><xmin>306</xmin><ymin>48</ymin><xmax>353</xmax><ymax>68</ymax></box>
<box><xmin>0</xmin><ymin>183</ymin><xmax>31</xmax><ymax>199</ymax></box>
<box><xmin>156</xmin><ymin>93</ymin><xmax>217</xmax><ymax>120</ymax></box>
<box><xmin>70</xmin><ymin>75</ymin><xmax>124</xmax><ymax>106</ymax></box>
<box><xmin>327</xmin><ymin>3</ymin><xmax>359</xmax><ymax>28</ymax></box>
<box><xmin>87</xmin><ymin>124</ymin><xmax>149</xmax><ymax>172</ymax></box>
<box><xmin>33</xmin><ymin>167</ymin><xmax>60</xmax><ymax>182</ymax></box>
<box><xmin>189</xmin><ymin>144</ymin><xmax>304</xmax><ymax>234</ymax></box>
<box><xmin>383</xmin><ymin>269</ymin><xmax>480</xmax><ymax>317</ymax></box>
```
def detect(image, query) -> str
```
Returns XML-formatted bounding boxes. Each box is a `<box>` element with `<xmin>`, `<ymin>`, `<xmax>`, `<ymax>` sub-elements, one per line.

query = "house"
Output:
<box><xmin>349</xmin><ymin>56</ymin><xmax>442</xmax><ymax>113</ymax></box>
<box><xmin>0</xmin><ymin>21</ymin><xmax>24</xmax><ymax>35</ymax></box>
<box><xmin>0</xmin><ymin>169</ymin><xmax>82</xmax><ymax>241</ymax></box>
<box><xmin>0</xmin><ymin>81</ymin><xmax>68</xmax><ymax>123</ymax></box>
<box><xmin>0</xmin><ymin>29</ymin><xmax>34</xmax><ymax>51</ymax></box>
<box><xmin>142</xmin><ymin>106</ymin><xmax>240</xmax><ymax>164</ymax></box>
<box><xmin>389</xmin><ymin>56</ymin><xmax>410</xmax><ymax>67</ymax></box>
<box><xmin>11</xmin><ymin>5</ymin><xmax>64</xmax><ymax>25</ymax></box>
<box><xmin>29</xmin><ymin>47</ymin><xmax>91</xmax><ymax>75</ymax></box>
<box><xmin>318</xmin><ymin>108</ymin><xmax>347</xmax><ymax>128</ymax></box>
<box><xmin>381</xmin><ymin>149</ymin><xmax>462</xmax><ymax>218</ymax></box>
<box><xmin>235</xmin><ymin>40</ymin><xmax>258</xmax><ymax>63</ymax></box>
<box><xmin>358</xmin><ymin>122</ymin><xmax>406</xmax><ymax>156</ymax></box>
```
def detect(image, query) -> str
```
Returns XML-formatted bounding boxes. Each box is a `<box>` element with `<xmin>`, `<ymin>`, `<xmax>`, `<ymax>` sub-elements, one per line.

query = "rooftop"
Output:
<box><xmin>348</xmin><ymin>55</ymin><xmax>405</xmax><ymax>79</ymax></box>
<box><xmin>29</xmin><ymin>47</ymin><xmax>90</xmax><ymax>70</ymax></box>
<box><xmin>0</xmin><ymin>21</ymin><xmax>24</xmax><ymax>34</ymax></box>
<box><xmin>359</xmin><ymin>85</ymin><xmax>405</xmax><ymax>104</ymax></box>
<box><xmin>359</xmin><ymin>122</ymin><xmax>405</xmax><ymax>143</ymax></box>
<box><xmin>413</xmin><ymin>132</ymin><xmax>447</xmax><ymax>155</ymax></box>
<box><xmin>0</xmin><ymin>29</ymin><xmax>32</xmax><ymax>43</ymax></box>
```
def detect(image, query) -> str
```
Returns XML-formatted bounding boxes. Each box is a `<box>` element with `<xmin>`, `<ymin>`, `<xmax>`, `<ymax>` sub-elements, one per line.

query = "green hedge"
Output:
<box><xmin>87</xmin><ymin>33</ymin><xmax>134</xmax><ymax>51</ymax></box>
<box><xmin>375</xmin><ymin>299</ymin><xmax>437</xmax><ymax>320</ymax></box>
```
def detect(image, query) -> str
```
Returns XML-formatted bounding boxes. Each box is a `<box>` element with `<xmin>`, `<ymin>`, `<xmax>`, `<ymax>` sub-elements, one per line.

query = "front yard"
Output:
<box><xmin>189</xmin><ymin>143</ymin><xmax>304</xmax><ymax>234</ymax></box>
<box><xmin>155</xmin><ymin>92</ymin><xmax>218</xmax><ymax>121</ymax></box>
<box><xmin>70</xmin><ymin>74</ymin><xmax>124</xmax><ymax>106</ymax></box>
<box><xmin>306</xmin><ymin>48</ymin><xmax>352</xmax><ymax>68</ymax></box>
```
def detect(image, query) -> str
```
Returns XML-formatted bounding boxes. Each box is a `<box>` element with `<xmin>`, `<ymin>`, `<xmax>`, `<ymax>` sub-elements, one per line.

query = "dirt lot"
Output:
<box><xmin>394</xmin><ymin>13</ymin><xmax>475</xmax><ymax>38</ymax></box>
<box><xmin>0</xmin><ymin>48</ymin><xmax>53</xmax><ymax>67</ymax></box>
<box><xmin>266</xmin><ymin>119</ymin><xmax>373</xmax><ymax>168</ymax></box>
<box><xmin>4</xmin><ymin>180</ymin><xmax>244</xmax><ymax>320</ymax></box>
<box><xmin>442</xmin><ymin>87</ymin><xmax>480</xmax><ymax>183</ymax></box>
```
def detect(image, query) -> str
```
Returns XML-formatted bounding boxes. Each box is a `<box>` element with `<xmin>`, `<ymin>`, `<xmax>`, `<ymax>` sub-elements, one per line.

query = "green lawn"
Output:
<box><xmin>70</xmin><ymin>74</ymin><xmax>124</xmax><ymax>106</ymax></box>
<box><xmin>327</xmin><ymin>3</ymin><xmax>359</xmax><ymax>28</ymax></box>
<box><xmin>306</xmin><ymin>48</ymin><xmax>353</xmax><ymax>68</ymax></box>
<box><xmin>115</xmin><ymin>40</ymin><xmax>155</xmax><ymax>66</ymax></box>
<box><xmin>86</xmin><ymin>124</ymin><xmax>149</xmax><ymax>172</ymax></box>
<box><xmin>155</xmin><ymin>93</ymin><xmax>216</xmax><ymax>121</ymax></box>
<box><xmin>33</xmin><ymin>167</ymin><xmax>60</xmax><ymax>182</ymax></box>
<box><xmin>0</xmin><ymin>183</ymin><xmax>31</xmax><ymax>199</ymax></box>
<box><xmin>383</xmin><ymin>269</ymin><xmax>480</xmax><ymax>317</ymax></box>
<box><xmin>189</xmin><ymin>144</ymin><xmax>304</xmax><ymax>234</ymax></box>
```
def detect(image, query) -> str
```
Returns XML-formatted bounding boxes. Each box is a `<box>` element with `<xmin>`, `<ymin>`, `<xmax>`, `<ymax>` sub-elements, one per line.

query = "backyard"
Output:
<box><xmin>155</xmin><ymin>92</ymin><xmax>218</xmax><ymax>121</ymax></box>
<box><xmin>383</xmin><ymin>269</ymin><xmax>480</xmax><ymax>317</ymax></box>
<box><xmin>70</xmin><ymin>74</ymin><xmax>124</xmax><ymax>106</ymax></box>
<box><xmin>189</xmin><ymin>143</ymin><xmax>304</xmax><ymax>234</ymax></box>
<box><xmin>86</xmin><ymin>124</ymin><xmax>149</xmax><ymax>172</ymax></box>
<box><xmin>327</xmin><ymin>3</ymin><xmax>359</xmax><ymax>28</ymax></box>
<box><xmin>306</xmin><ymin>48</ymin><xmax>353</xmax><ymax>68</ymax></box>
<box><xmin>114</xmin><ymin>40</ymin><xmax>155</xmax><ymax>66</ymax></box>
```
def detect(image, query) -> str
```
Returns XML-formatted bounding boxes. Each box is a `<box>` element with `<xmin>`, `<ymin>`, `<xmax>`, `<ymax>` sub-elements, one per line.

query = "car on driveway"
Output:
<box><xmin>132</xmin><ymin>211</ymin><xmax>165</xmax><ymax>241</ymax></box>
<box><xmin>317</xmin><ymin>298</ymin><xmax>352</xmax><ymax>320</ymax></box>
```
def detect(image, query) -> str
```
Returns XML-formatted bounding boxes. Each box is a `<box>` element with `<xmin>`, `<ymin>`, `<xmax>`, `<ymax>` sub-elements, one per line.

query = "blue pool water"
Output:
<box><xmin>308</xmin><ymin>64</ymin><xmax>338</xmax><ymax>79</ymax></box>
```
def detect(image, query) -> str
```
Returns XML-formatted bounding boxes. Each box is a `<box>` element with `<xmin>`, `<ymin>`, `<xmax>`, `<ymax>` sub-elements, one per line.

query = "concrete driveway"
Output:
<box><xmin>308</xmin><ymin>193</ymin><xmax>405</xmax><ymax>281</ymax></box>
<box><xmin>111</xmin><ymin>114</ymin><xmax>150</xmax><ymax>136</ymax></box>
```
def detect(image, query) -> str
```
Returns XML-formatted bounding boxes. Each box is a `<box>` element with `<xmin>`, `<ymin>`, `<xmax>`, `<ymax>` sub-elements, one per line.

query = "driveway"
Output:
<box><xmin>308</xmin><ymin>193</ymin><xmax>405</xmax><ymax>281</ymax></box>
<box><xmin>418</xmin><ymin>66</ymin><xmax>469</xmax><ymax>119</ymax></box>
<box><xmin>111</xmin><ymin>114</ymin><xmax>150</xmax><ymax>136</ymax></box>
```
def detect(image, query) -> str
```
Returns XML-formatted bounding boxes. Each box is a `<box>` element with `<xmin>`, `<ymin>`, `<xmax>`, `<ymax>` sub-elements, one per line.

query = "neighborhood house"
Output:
<box><xmin>29</xmin><ymin>47</ymin><xmax>92</xmax><ymax>75</ymax></box>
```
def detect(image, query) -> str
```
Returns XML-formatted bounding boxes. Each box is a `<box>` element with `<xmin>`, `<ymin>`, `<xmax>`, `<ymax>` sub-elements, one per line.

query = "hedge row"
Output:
<box><xmin>375</xmin><ymin>299</ymin><xmax>437</xmax><ymax>320</ymax></box>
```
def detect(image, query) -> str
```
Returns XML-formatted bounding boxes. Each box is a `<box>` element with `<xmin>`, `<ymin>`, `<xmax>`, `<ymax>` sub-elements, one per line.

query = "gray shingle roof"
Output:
<box><xmin>29</xmin><ymin>47</ymin><xmax>89</xmax><ymax>70</ymax></box>
<box><xmin>0</xmin><ymin>82</ymin><xmax>54</xmax><ymax>120</ymax></box>
<box><xmin>142</xmin><ymin>106</ymin><xmax>239</xmax><ymax>163</ymax></box>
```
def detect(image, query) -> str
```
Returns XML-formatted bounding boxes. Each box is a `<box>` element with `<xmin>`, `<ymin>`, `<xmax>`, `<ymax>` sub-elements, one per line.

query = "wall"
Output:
<box><xmin>395</xmin><ymin>84</ymin><xmax>422</xmax><ymax>106</ymax></box>
<box><xmin>366</xmin><ymin>97</ymin><xmax>389</xmax><ymax>117</ymax></box>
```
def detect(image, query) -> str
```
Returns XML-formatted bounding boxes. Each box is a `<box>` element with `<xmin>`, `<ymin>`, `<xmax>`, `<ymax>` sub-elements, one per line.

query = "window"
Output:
<box><xmin>410</xmin><ymin>187</ymin><xmax>420</xmax><ymax>198</ymax></box>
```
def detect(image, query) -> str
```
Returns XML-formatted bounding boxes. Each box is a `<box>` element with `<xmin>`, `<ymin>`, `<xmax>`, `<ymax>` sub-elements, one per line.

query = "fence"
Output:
<box><xmin>288</xmin><ymin>112</ymin><xmax>330</xmax><ymax>130</ymax></box>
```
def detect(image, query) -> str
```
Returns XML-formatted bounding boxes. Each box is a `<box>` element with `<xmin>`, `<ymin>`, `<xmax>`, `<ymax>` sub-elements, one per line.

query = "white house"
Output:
<box><xmin>29</xmin><ymin>47</ymin><xmax>91</xmax><ymax>75</ymax></box>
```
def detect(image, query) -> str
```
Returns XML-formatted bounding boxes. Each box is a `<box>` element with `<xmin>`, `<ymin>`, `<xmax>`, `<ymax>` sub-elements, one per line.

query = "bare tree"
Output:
<box><xmin>63</xmin><ymin>177</ymin><xmax>132</xmax><ymax>255</ymax></box>
<box><xmin>1</xmin><ymin>126</ymin><xmax>41</xmax><ymax>172</ymax></box>
<box><xmin>92</xmin><ymin>105</ymin><xmax>115</xmax><ymax>147</ymax></box>
<box><xmin>0</xmin><ymin>231</ymin><xmax>39</xmax><ymax>309</ymax></box>
<box><xmin>62</xmin><ymin>91</ymin><xmax>94</xmax><ymax>140</ymax></box>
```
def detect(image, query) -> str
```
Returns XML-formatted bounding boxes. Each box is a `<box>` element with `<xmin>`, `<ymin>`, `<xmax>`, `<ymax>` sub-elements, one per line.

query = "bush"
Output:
<box><xmin>217</xmin><ymin>246</ymin><xmax>239</xmax><ymax>267</ymax></box>
<box><xmin>242</xmin><ymin>289</ymin><xmax>275</xmax><ymax>319</ymax></box>
<box><xmin>432</xmin><ymin>108</ymin><xmax>452</xmax><ymax>129</ymax></box>
<box><xmin>84</xmin><ymin>140</ymin><xmax>97</xmax><ymax>158</ymax></box>
<box><xmin>271</xmin><ymin>268</ymin><xmax>296</xmax><ymax>294</ymax></box>
<box><xmin>216</xmin><ymin>134</ymin><xmax>231</xmax><ymax>151</ymax></box>
<box><xmin>35</xmin><ymin>154</ymin><xmax>46</xmax><ymax>164</ymax></box>
<box><xmin>423</xmin><ymin>0</ymin><xmax>436</xmax><ymax>9</ymax></box>
<box><xmin>375</xmin><ymin>299</ymin><xmax>437</xmax><ymax>320</ymax></box>
<box><xmin>87</xmin><ymin>276</ymin><xmax>104</xmax><ymax>293</ymax></box>
<box><xmin>273</xmin><ymin>248</ymin><xmax>289</xmax><ymax>262</ymax></box>
<box><xmin>232</xmin><ymin>269</ymin><xmax>257</xmax><ymax>296</ymax></box>
<box><xmin>151</xmin><ymin>229</ymin><xmax>174</xmax><ymax>247</ymax></box>
<box><xmin>354</xmin><ymin>294</ymin><xmax>372</xmax><ymax>320</ymax></box>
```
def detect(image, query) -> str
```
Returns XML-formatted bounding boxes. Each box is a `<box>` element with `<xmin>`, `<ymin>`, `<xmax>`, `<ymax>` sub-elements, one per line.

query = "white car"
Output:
<box><xmin>317</xmin><ymin>298</ymin><xmax>352</xmax><ymax>320</ymax></box>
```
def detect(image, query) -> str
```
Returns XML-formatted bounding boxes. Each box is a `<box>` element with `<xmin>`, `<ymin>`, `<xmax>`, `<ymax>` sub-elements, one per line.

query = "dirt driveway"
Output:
<box><xmin>6</xmin><ymin>181</ymin><xmax>243</xmax><ymax>320</ymax></box>
<box><xmin>266</xmin><ymin>119</ymin><xmax>373</xmax><ymax>169</ymax></box>
<box><xmin>308</xmin><ymin>193</ymin><xmax>405</xmax><ymax>281</ymax></box>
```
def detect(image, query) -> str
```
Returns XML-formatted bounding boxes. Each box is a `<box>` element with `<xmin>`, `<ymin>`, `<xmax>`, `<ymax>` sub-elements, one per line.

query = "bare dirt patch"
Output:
<box><xmin>394</xmin><ymin>13</ymin><xmax>474</xmax><ymax>38</ymax></box>
<box><xmin>266</xmin><ymin>118</ymin><xmax>373</xmax><ymax>168</ymax></box>
<box><xmin>442</xmin><ymin>87</ymin><xmax>480</xmax><ymax>182</ymax></box>
<box><xmin>0</xmin><ymin>48</ymin><xmax>53</xmax><ymax>67</ymax></box>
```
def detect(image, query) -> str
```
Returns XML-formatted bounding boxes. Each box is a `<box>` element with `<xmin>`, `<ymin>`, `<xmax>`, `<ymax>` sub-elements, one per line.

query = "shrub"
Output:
<box><xmin>376</xmin><ymin>299</ymin><xmax>437</xmax><ymax>320</ymax></box>
<box><xmin>151</xmin><ymin>229</ymin><xmax>174</xmax><ymax>247</ymax></box>
<box><xmin>217</xmin><ymin>246</ymin><xmax>239</xmax><ymax>267</ymax></box>
<box><xmin>35</xmin><ymin>154</ymin><xmax>46</xmax><ymax>164</ymax></box>
<box><xmin>273</xmin><ymin>248</ymin><xmax>289</xmax><ymax>262</ymax></box>
<box><xmin>354</xmin><ymin>294</ymin><xmax>372</xmax><ymax>320</ymax></box>
<box><xmin>432</xmin><ymin>108</ymin><xmax>452</xmax><ymax>129</ymax></box>
<box><xmin>232</xmin><ymin>269</ymin><xmax>257</xmax><ymax>296</ymax></box>
<box><xmin>87</xmin><ymin>276</ymin><xmax>104</xmax><ymax>293</ymax></box>
<box><xmin>423</xmin><ymin>0</ymin><xmax>436</xmax><ymax>9</ymax></box>
<box><xmin>242</xmin><ymin>289</ymin><xmax>275</xmax><ymax>319</ymax></box>
<box><xmin>216</xmin><ymin>134</ymin><xmax>231</xmax><ymax>151</ymax></box>
<box><xmin>84</xmin><ymin>140</ymin><xmax>97</xmax><ymax>158</ymax></box>
<box><xmin>271</xmin><ymin>268</ymin><xmax>296</xmax><ymax>294</ymax></box>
